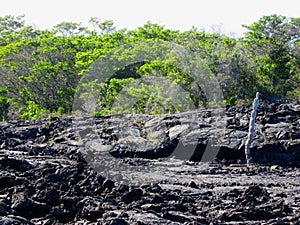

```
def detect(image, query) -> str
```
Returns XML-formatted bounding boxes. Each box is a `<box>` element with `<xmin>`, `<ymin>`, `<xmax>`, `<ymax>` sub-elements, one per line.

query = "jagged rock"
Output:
<box><xmin>0</xmin><ymin>104</ymin><xmax>299</xmax><ymax>224</ymax></box>
<box><xmin>0</xmin><ymin>157</ymin><xmax>33</xmax><ymax>171</ymax></box>
<box><xmin>0</xmin><ymin>199</ymin><xmax>9</xmax><ymax>216</ymax></box>
<box><xmin>76</xmin><ymin>103</ymin><xmax>299</xmax><ymax>166</ymax></box>
<box><xmin>106</xmin><ymin>218</ymin><xmax>129</xmax><ymax>225</ymax></box>
<box><xmin>11</xmin><ymin>192</ymin><xmax>50</xmax><ymax>219</ymax></box>
<box><xmin>162</xmin><ymin>211</ymin><xmax>194</xmax><ymax>223</ymax></box>
<box><xmin>103</xmin><ymin>179</ymin><xmax>115</xmax><ymax>191</ymax></box>
<box><xmin>77</xmin><ymin>196</ymin><xmax>104</xmax><ymax>222</ymax></box>
<box><xmin>122</xmin><ymin>188</ymin><xmax>143</xmax><ymax>204</ymax></box>
<box><xmin>0</xmin><ymin>216</ymin><xmax>34</xmax><ymax>225</ymax></box>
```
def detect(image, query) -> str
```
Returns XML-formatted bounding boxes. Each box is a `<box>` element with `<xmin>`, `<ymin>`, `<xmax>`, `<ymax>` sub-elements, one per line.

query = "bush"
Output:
<box><xmin>0</xmin><ymin>87</ymin><xmax>9</xmax><ymax>121</ymax></box>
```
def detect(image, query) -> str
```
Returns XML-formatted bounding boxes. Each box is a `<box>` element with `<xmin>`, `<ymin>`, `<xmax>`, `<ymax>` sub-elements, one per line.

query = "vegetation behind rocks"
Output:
<box><xmin>0</xmin><ymin>14</ymin><xmax>299</xmax><ymax>120</ymax></box>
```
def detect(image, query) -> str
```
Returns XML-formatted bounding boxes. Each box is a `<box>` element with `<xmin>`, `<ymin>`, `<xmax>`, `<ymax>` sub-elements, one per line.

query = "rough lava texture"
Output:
<box><xmin>0</xmin><ymin>103</ymin><xmax>299</xmax><ymax>224</ymax></box>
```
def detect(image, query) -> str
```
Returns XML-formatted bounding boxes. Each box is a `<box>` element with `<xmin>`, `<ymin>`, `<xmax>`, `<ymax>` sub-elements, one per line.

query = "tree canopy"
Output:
<box><xmin>0</xmin><ymin>14</ymin><xmax>299</xmax><ymax>120</ymax></box>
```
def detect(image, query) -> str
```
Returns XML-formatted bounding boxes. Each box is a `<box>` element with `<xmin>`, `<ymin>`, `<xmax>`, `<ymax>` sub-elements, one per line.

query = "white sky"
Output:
<box><xmin>0</xmin><ymin>0</ymin><xmax>299</xmax><ymax>37</ymax></box>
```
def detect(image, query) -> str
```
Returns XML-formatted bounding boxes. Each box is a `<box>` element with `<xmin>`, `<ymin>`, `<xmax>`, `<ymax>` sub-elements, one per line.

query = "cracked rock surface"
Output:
<box><xmin>0</xmin><ymin>103</ymin><xmax>299</xmax><ymax>224</ymax></box>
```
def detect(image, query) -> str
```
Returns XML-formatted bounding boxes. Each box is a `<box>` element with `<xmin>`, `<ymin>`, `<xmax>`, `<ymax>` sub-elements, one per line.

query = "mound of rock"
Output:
<box><xmin>0</xmin><ymin>103</ymin><xmax>299</xmax><ymax>224</ymax></box>
<box><xmin>79</xmin><ymin>103</ymin><xmax>300</xmax><ymax>166</ymax></box>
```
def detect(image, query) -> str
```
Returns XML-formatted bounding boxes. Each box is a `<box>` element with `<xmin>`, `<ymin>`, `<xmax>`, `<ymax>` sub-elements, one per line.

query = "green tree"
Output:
<box><xmin>53</xmin><ymin>21</ymin><xmax>88</xmax><ymax>36</ymax></box>
<box><xmin>0</xmin><ymin>34</ymin><xmax>84</xmax><ymax>118</ymax></box>
<box><xmin>0</xmin><ymin>15</ymin><xmax>25</xmax><ymax>46</ymax></box>
<box><xmin>0</xmin><ymin>14</ymin><xmax>299</xmax><ymax>120</ymax></box>
<box><xmin>0</xmin><ymin>87</ymin><xmax>9</xmax><ymax>121</ymax></box>
<box><xmin>88</xmin><ymin>17</ymin><xmax>116</xmax><ymax>35</ymax></box>
<box><xmin>242</xmin><ymin>14</ymin><xmax>300</xmax><ymax>100</ymax></box>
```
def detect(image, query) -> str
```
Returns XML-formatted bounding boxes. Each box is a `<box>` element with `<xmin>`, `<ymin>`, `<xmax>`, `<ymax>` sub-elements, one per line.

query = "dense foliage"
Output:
<box><xmin>0</xmin><ymin>14</ymin><xmax>299</xmax><ymax>120</ymax></box>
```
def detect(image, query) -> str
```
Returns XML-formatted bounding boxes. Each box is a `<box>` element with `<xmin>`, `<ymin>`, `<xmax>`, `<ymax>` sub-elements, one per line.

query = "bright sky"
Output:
<box><xmin>0</xmin><ymin>0</ymin><xmax>299</xmax><ymax>37</ymax></box>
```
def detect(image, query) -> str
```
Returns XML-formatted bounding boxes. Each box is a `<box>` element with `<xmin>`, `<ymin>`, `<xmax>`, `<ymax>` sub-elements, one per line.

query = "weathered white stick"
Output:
<box><xmin>245</xmin><ymin>92</ymin><xmax>260</xmax><ymax>165</ymax></box>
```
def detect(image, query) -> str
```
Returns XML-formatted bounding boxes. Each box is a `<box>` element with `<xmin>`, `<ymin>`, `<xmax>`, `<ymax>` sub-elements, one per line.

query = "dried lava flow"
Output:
<box><xmin>0</xmin><ymin>103</ymin><xmax>299</xmax><ymax>224</ymax></box>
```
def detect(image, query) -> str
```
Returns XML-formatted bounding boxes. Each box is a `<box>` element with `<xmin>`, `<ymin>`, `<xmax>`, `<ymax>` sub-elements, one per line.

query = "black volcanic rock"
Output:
<box><xmin>0</xmin><ymin>104</ymin><xmax>299</xmax><ymax>224</ymax></box>
<box><xmin>122</xmin><ymin>188</ymin><xmax>143</xmax><ymax>204</ymax></box>
<box><xmin>79</xmin><ymin>103</ymin><xmax>299</xmax><ymax>166</ymax></box>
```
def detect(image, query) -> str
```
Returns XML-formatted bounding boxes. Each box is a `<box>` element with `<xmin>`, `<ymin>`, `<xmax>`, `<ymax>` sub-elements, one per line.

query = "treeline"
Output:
<box><xmin>0</xmin><ymin>14</ymin><xmax>299</xmax><ymax>120</ymax></box>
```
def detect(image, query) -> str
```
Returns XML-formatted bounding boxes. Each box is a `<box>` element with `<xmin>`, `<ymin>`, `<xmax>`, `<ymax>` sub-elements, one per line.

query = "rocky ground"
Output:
<box><xmin>0</xmin><ymin>103</ymin><xmax>299</xmax><ymax>224</ymax></box>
